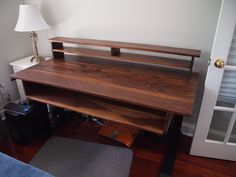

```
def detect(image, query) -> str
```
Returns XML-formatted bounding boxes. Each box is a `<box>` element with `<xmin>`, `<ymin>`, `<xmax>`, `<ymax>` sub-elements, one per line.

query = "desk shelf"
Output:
<box><xmin>49</xmin><ymin>37</ymin><xmax>201</xmax><ymax>72</ymax></box>
<box><xmin>23</xmin><ymin>81</ymin><xmax>172</xmax><ymax>135</ymax></box>
<box><xmin>52</xmin><ymin>47</ymin><xmax>191</xmax><ymax>70</ymax></box>
<box><xmin>49</xmin><ymin>37</ymin><xmax>201</xmax><ymax>57</ymax></box>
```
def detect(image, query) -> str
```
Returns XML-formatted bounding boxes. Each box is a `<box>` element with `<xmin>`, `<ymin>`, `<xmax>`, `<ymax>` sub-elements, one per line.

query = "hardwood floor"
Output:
<box><xmin>0</xmin><ymin>116</ymin><xmax>235</xmax><ymax>177</ymax></box>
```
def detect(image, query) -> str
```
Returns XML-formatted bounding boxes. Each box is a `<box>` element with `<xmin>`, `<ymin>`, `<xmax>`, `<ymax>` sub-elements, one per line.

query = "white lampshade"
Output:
<box><xmin>15</xmin><ymin>5</ymin><xmax>49</xmax><ymax>32</ymax></box>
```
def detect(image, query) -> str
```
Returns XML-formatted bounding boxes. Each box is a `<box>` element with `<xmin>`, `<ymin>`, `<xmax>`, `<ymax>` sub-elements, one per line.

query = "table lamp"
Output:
<box><xmin>15</xmin><ymin>5</ymin><xmax>49</xmax><ymax>64</ymax></box>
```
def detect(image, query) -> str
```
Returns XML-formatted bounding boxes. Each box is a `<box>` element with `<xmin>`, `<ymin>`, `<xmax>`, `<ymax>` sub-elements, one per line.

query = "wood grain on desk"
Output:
<box><xmin>11</xmin><ymin>57</ymin><xmax>199</xmax><ymax>116</ymax></box>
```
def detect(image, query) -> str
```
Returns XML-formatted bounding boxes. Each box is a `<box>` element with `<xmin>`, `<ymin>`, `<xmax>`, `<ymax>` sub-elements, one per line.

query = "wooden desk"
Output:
<box><xmin>11</xmin><ymin>37</ymin><xmax>200</xmax><ymax>177</ymax></box>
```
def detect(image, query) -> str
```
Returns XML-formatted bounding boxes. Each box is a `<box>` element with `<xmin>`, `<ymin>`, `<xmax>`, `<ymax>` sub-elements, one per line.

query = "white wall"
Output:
<box><xmin>26</xmin><ymin>0</ymin><xmax>222</xmax><ymax>125</ymax></box>
<box><xmin>0</xmin><ymin>0</ymin><xmax>32</xmax><ymax>108</ymax></box>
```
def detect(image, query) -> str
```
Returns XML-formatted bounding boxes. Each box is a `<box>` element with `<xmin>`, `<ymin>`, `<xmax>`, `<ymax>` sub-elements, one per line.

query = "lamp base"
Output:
<box><xmin>31</xmin><ymin>56</ymin><xmax>44</xmax><ymax>64</ymax></box>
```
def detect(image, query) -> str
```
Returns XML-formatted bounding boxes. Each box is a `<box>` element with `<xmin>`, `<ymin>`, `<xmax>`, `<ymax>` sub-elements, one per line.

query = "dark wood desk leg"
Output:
<box><xmin>159</xmin><ymin>114</ymin><xmax>183</xmax><ymax>177</ymax></box>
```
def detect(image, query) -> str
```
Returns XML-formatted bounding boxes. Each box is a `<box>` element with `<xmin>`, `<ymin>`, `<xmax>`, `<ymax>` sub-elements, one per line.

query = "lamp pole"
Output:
<box><xmin>30</xmin><ymin>31</ymin><xmax>43</xmax><ymax>63</ymax></box>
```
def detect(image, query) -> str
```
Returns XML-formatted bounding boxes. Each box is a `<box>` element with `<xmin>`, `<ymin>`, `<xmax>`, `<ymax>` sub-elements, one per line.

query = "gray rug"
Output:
<box><xmin>30</xmin><ymin>137</ymin><xmax>133</xmax><ymax>177</ymax></box>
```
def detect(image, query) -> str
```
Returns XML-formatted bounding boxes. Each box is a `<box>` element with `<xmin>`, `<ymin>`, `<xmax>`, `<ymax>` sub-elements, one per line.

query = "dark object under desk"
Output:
<box><xmin>4</xmin><ymin>102</ymin><xmax>51</xmax><ymax>144</ymax></box>
<box><xmin>10</xmin><ymin>37</ymin><xmax>200</xmax><ymax>177</ymax></box>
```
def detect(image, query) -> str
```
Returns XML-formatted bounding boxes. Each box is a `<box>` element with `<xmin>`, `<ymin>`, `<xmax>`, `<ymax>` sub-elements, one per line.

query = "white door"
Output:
<box><xmin>190</xmin><ymin>0</ymin><xmax>236</xmax><ymax>161</ymax></box>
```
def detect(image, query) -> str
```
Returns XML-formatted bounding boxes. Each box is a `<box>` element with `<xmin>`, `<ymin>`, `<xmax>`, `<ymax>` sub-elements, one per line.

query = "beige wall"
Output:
<box><xmin>26</xmin><ymin>0</ymin><xmax>222</xmax><ymax>125</ymax></box>
<box><xmin>0</xmin><ymin>0</ymin><xmax>31</xmax><ymax>108</ymax></box>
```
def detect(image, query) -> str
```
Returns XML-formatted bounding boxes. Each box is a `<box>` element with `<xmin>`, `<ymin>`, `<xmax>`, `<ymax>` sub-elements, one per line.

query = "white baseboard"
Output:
<box><xmin>181</xmin><ymin>122</ymin><xmax>236</xmax><ymax>142</ymax></box>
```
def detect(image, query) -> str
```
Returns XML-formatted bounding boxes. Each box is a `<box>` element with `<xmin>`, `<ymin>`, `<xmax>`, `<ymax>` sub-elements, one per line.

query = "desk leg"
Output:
<box><xmin>159</xmin><ymin>115</ymin><xmax>183</xmax><ymax>177</ymax></box>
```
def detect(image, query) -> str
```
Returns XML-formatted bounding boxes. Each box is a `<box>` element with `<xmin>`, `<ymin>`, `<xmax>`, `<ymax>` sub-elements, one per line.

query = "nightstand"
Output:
<box><xmin>10</xmin><ymin>56</ymin><xmax>51</xmax><ymax>102</ymax></box>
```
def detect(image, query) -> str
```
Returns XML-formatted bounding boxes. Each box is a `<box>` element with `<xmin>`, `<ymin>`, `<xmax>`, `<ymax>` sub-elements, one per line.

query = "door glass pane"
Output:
<box><xmin>216</xmin><ymin>100</ymin><xmax>235</xmax><ymax>108</ymax></box>
<box><xmin>226</xmin><ymin>28</ymin><xmax>236</xmax><ymax>66</ymax></box>
<box><xmin>229</xmin><ymin>120</ymin><xmax>236</xmax><ymax>143</ymax></box>
<box><xmin>207</xmin><ymin>110</ymin><xmax>232</xmax><ymax>142</ymax></box>
<box><xmin>217</xmin><ymin>70</ymin><xmax>236</xmax><ymax>106</ymax></box>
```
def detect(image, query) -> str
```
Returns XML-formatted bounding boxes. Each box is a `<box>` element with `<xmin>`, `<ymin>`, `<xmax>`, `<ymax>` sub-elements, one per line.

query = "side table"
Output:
<box><xmin>10</xmin><ymin>56</ymin><xmax>51</xmax><ymax>102</ymax></box>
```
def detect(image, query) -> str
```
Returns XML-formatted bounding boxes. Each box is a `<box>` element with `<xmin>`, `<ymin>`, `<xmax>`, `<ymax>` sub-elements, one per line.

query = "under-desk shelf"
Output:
<box><xmin>52</xmin><ymin>47</ymin><xmax>191</xmax><ymax>69</ymax></box>
<box><xmin>23</xmin><ymin>81</ymin><xmax>172</xmax><ymax>135</ymax></box>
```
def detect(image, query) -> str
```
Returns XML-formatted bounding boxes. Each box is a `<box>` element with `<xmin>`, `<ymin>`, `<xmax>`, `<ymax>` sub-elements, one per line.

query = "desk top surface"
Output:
<box><xmin>11</xmin><ymin>57</ymin><xmax>199</xmax><ymax>116</ymax></box>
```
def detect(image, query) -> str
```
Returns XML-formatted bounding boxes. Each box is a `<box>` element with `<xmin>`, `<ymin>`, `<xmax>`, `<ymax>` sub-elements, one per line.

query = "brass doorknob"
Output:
<box><xmin>214</xmin><ymin>59</ymin><xmax>225</xmax><ymax>68</ymax></box>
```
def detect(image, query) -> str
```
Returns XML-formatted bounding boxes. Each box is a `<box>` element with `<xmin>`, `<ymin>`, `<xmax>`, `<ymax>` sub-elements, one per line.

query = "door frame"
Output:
<box><xmin>190</xmin><ymin>0</ymin><xmax>236</xmax><ymax>161</ymax></box>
